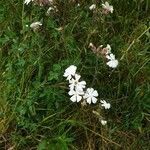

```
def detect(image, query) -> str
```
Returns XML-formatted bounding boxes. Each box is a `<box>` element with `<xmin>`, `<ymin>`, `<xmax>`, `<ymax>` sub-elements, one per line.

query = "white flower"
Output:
<box><xmin>47</xmin><ymin>6</ymin><xmax>58</xmax><ymax>15</ymax></box>
<box><xmin>69</xmin><ymin>74</ymin><xmax>86</xmax><ymax>91</ymax></box>
<box><xmin>49</xmin><ymin>0</ymin><xmax>53</xmax><ymax>4</ymax></box>
<box><xmin>105</xmin><ymin>44</ymin><xmax>111</xmax><ymax>54</ymax></box>
<box><xmin>106</xmin><ymin>53</ymin><xmax>118</xmax><ymax>68</ymax></box>
<box><xmin>89</xmin><ymin>43</ymin><xmax>94</xmax><ymax>47</ymax></box>
<box><xmin>83</xmin><ymin>88</ymin><xmax>98</xmax><ymax>104</ymax></box>
<box><xmin>106</xmin><ymin>59</ymin><xmax>118</xmax><ymax>68</ymax></box>
<box><xmin>24</xmin><ymin>0</ymin><xmax>32</xmax><ymax>5</ymax></box>
<box><xmin>89</xmin><ymin>42</ymin><xmax>96</xmax><ymax>50</ymax></box>
<box><xmin>68</xmin><ymin>89</ymin><xmax>84</xmax><ymax>102</ymax></box>
<box><xmin>89</xmin><ymin>4</ymin><xmax>96</xmax><ymax>10</ymax></box>
<box><xmin>30</xmin><ymin>22</ymin><xmax>42</xmax><ymax>30</ymax></box>
<box><xmin>89</xmin><ymin>43</ymin><xmax>93</xmax><ymax>47</ymax></box>
<box><xmin>63</xmin><ymin>65</ymin><xmax>77</xmax><ymax>80</ymax></box>
<box><xmin>100</xmin><ymin>120</ymin><xmax>107</xmax><ymax>125</ymax></box>
<box><xmin>100</xmin><ymin>100</ymin><xmax>111</xmax><ymax>109</ymax></box>
<box><xmin>102</xmin><ymin>2</ymin><xmax>113</xmax><ymax>13</ymax></box>
<box><xmin>47</xmin><ymin>7</ymin><xmax>54</xmax><ymax>15</ymax></box>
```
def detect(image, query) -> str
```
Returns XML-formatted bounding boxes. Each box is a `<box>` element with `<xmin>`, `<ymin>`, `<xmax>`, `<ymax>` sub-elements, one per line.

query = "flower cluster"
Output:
<box><xmin>102</xmin><ymin>44</ymin><xmax>118</xmax><ymax>68</ymax></box>
<box><xmin>89</xmin><ymin>1</ymin><xmax>113</xmax><ymax>14</ymax></box>
<box><xmin>63</xmin><ymin>65</ymin><xmax>98</xmax><ymax>104</ymax></box>
<box><xmin>24</xmin><ymin>0</ymin><xmax>57</xmax><ymax>16</ymax></box>
<box><xmin>64</xmin><ymin>65</ymin><xmax>111</xmax><ymax>125</ymax></box>
<box><xmin>89</xmin><ymin>43</ymin><xmax>118</xmax><ymax>68</ymax></box>
<box><xmin>25</xmin><ymin>0</ymin><xmax>115</xmax><ymax>126</ymax></box>
<box><xmin>24</xmin><ymin>0</ymin><xmax>54</xmax><ymax>6</ymax></box>
<box><xmin>102</xmin><ymin>2</ymin><xmax>113</xmax><ymax>14</ymax></box>
<box><xmin>24</xmin><ymin>0</ymin><xmax>32</xmax><ymax>5</ymax></box>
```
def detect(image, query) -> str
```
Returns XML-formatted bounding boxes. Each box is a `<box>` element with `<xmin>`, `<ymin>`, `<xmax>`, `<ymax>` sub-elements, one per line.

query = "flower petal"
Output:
<box><xmin>68</xmin><ymin>90</ymin><xmax>75</xmax><ymax>96</ymax></box>
<box><xmin>110</xmin><ymin>53</ymin><xmax>115</xmax><ymax>60</ymax></box>
<box><xmin>106</xmin><ymin>54</ymin><xmax>111</xmax><ymax>60</ymax></box>
<box><xmin>75</xmin><ymin>74</ymin><xmax>81</xmax><ymax>81</ymax></box>
<box><xmin>100</xmin><ymin>100</ymin><xmax>105</xmax><ymax>104</ymax></box>
<box><xmin>70</xmin><ymin>95</ymin><xmax>76</xmax><ymax>102</ymax></box>
<box><xmin>86</xmin><ymin>97</ymin><xmax>91</xmax><ymax>104</ymax></box>
<box><xmin>92</xmin><ymin>97</ymin><xmax>97</xmax><ymax>103</ymax></box>
<box><xmin>76</xmin><ymin>95</ymin><xmax>82</xmax><ymax>102</ymax></box>
<box><xmin>92</xmin><ymin>90</ymin><xmax>98</xmax><ymax>97</ymax></box>
<box><xmin>66</xmin><ymin>75</ymin><xmax>72</xmax><ymax>80</ymax></box>
<box><xmin>79</xmin><ymin>81</ymin><xmax>86</xmax><ymax>86</ymax></box>
<box><xmin>105</xmin><ymin>2</ymin><xmax>109</xmax><ymax>7</ymax></box>
<box><xmin>83</xmin><ymin>93</ymin><xmax>88</xmax><ymax>99</ymax></box>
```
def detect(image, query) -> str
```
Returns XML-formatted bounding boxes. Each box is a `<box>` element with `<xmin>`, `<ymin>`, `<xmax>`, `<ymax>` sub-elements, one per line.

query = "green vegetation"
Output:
<box><xmin>0</xmin><ymin>0</ymin><xmax>150</xmax><ymax>149</ymax></box>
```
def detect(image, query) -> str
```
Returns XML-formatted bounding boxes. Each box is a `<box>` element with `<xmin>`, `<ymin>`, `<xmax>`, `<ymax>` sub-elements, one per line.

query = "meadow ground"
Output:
<box><xmin>0</xmin><ymin>0</ymin><xmax>150</xmax><ymax>149</ymax></box>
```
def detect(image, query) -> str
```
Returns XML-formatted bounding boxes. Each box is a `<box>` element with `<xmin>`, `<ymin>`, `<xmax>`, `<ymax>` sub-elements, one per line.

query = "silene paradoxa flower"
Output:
<box><xmin>102</xmin><ymin>2</ymin><xmax>113</xmax><ymax>14</ymax></box>
<box><xmin>83</xmin><ymin>88</ymin><xmax>98</xmax><ymax>104</ymax></box>
<box><xmin>63</xmin><ymin>65</ymin><xmax>77</xmax><ymax>80</ymax></box>
<box><xmin>100</xmin><ymin>100</ymin><xmax>111</xmax><ymax>109</ymax></box>
<box><xmin>106</xmin><ymin>53</ymin><xmax>118</xmax><ymax>68</ymax></box>
<box><xmin>68</xmin><ymin>89</ymin><xmax>84</xmax><ymax>102</ymax></box>
<box><xmin>89</xmin><ymin>4</ymin><xmax>96</xmax><ymax>10</ymax></box>
<box><xmin>24</xmin><ymin>0</ymin><xmax>32</xmax><ymax>5</ymax></box>
<box><xmin>69</xmin><ymin>74</ymin><xmax>86</xmax><ymax>91</ymax></box>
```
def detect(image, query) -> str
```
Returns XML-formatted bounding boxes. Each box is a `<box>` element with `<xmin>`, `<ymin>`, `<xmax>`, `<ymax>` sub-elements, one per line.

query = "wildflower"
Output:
<box><xmin>69</xmin><ymin>74</ymin><xmax>86</xmax><ymax>91</ymax></box>
<box><xmin>63</xmin><ymin>65</ymin><xmax>77</xmax><ymax>80</ymax></box>
<box><xmin>89</xmin><ymin>4</ymin><xmax>96</xmax><ymax>10</ymax></box>
<box><xmin>24</xmin><ymin>0</ymin><xmax>32</xmax><ymax>5</ymax></box>
<box><xmin>100</xmin><ymin>44</ymin><xmax>111</xmax><ymax>55</ymax></box>
<box><xmin>47</xmin><ymin>6</ymin><xmax>58</xmax><ymax>14</ymax></box>
<box><xmin>102</xmin><ymin>2</ymin><xmax>113</xmax><ymax>14</ymax></box>
<box><xmin>100</xmin><ymin>120</ymin><xmax>107</xmax><ymax>125</ymax></box>
<box><xmin>89</xmin><ymin>43</ymin><xmax>97</xmax><ymax>50</ymax></box>
<box><xmin>89</xmin><ymin>43</ymin><xmax>94</xmax><ymax>47</ymax></box>
<box><xmin>47</xmin><ymin>7</ymin><xmax>55</xmax><ymax>15</ymax></box>
<box><xmin>100</xmin><ymin>100</ymin><xmax>111</xmax><ymax>109</ymax></box>
<box><xmin>105</xmin><ymin>44</ymin><xmax>111</xmax><ymax>54</ymax></box>
<box><xmin>83</xmin><ymin>88</ymin><xmax>98</xmax><ymax>104</ymax></box>
<box><xmin>77</xmin><ymin>3</ymin><xmax>80</xmax><ymax>7</ymax></box>
<box><xmin>106</xmin><ymin>53</ymin><xmax>118</xmax><ymax>68</ymax></box>
<box><xmin>68</xmin><ymin>89</ymin><xmax>84</xmax><ymax>102</ymax></box>
<box><xmin>30</xmin><ymin>22</ymin><xmax>42</xmax><ymax>31</ymax></box>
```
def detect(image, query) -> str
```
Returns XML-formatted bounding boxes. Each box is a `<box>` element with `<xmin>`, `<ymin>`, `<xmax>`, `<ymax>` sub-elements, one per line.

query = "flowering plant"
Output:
<box><xmin>64</xmin><ymin>65</ymin><xmax>111</xmax><ymax>125</ymax></box>
<box><xmin>89</xmin><ymin>43</ymin><xmax>119</xmax><ymax>69</ymax></box>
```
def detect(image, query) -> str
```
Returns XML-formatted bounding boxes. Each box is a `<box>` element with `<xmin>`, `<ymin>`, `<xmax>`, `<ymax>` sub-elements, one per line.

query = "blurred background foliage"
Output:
<box><xmin>0</xmin><ymin>0</ymin><xmax>150</xmax><ymax>149</ymax></box>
